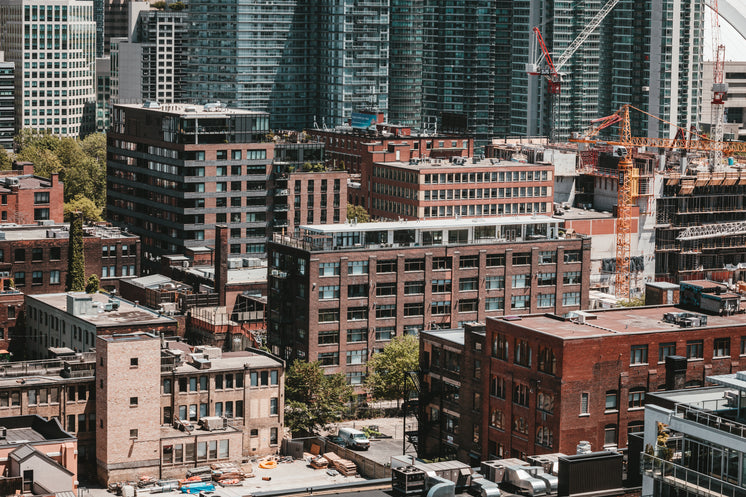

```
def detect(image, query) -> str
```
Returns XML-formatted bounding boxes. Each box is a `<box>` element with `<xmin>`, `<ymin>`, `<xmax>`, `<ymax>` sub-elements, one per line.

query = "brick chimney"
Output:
<box><xmin>214</xmin><ymin>225</ymin><xmax>228</xmax><ymax>307</ymax></box>
<box><xmin>665</xmin><ymin>355</ymin><xmax>688</xmax><ymax>391</ymax></box>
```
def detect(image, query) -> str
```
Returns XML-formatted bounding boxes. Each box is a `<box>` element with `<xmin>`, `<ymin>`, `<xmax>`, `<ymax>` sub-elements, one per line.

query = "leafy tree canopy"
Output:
<box><xmin>64</xmin><ymin>195</ymin><xmax>102</xmax><ymax>223</ymax></box>
<box><xmin>347</xmin><ymin>204</ymin><xmax>370</xmax><ymax>223</ymax></box>
<box><xmin>86</xmin><ymin>274</ymin><xmax>99</xmax><ymax>294</ymax></box>
<box><xmin>0</xmin><ymin>149</ymin><xmax>12</xmax><ymax>171</ymax></box>
<box><xmin>285</xmin><ymin>361</ymin><xmax>352</xmax><ymax>435</ymax></box>
<box><xmin>365</xmin><ymin>334</ymin><xmax>419</xmax><ymax>401</ymax></box>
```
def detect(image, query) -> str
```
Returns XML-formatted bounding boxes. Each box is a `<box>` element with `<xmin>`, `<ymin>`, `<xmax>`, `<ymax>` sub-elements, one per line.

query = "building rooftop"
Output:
<box><xmin>0</xmin><ymin>224</ymin><xmax>134</xmax><ymax>241</ymax></box>
<box><xmin>0</xmin><ymin>415</ymin><xmax>74</xmax><ymax>448</ymax></box>
<box><xmin>28</xmin><ymin>293</ymin><xmax>176</xmax><ymax>328</ymax></box>
<box><xmin>377</xmin><ymin>156</ymin><xmax>551</xmax><ymax>171</ymax></box>
<box><xmin>173</xmin><ymin>350</ymin><xmax>281</xmax><ymax>373</ymax></box>
<box><xmin>0</xmin><ymin>175</ymin><xmax>53</xmax><ymax>192</ymax></box>
<box><xmin>302</xmin><ymin>215</ymin><xmax>558</xmax><ymax>234</ymax></box>
<box><xmin>554</xmin><ymin>206</ymin><xmax>615</xmax><ymax>220</ymax></box>
<box><xmin>645</xmin><ymin>281</ymin><xmax>681</xmax><ymax>290</ymax></box>
<box><xmin>115</xmin><ymin>102</ymin><xmax>267</xmax><ymax>118</ymax></box>
<box><xmin>492</xmin><ymin>305</ymin><xmax>746</xmax><ymax>339</ymax></box>
<box><xmin>420</xmin><ymin>328</ymin><xmax>466</xmax><ymax>346</ymax></box>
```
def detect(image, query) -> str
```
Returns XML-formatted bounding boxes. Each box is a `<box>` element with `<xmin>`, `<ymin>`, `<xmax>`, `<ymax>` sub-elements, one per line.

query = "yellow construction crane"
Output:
<box><xmin>571</xmin><ymin>104</ymin><xmax>746</xmax><ymax>299</ymax></box>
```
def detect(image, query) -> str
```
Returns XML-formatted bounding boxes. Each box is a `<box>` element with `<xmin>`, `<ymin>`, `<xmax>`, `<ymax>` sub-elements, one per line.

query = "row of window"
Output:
<box><xmin>162</xmin><ymin>438</ymin><xmax>234</xmax><ymax>465</ymax></box>
<box><xmin>492</xmin><ymin>336</ymin><xmax>559</xmax><ymax>374</ymax></box>
<box><xmin>630</xmin><ymin>337</ymin><xmax>744</xmax><ymax>364</ymax></box>
<box><xmin>318</xmin><ymin>349</ymin><xmax>368</xmax><ymax>367</ymax></box>
<box><xmin>423</xmin><ymin>186</ymin><xmax>549</xmax><ymax>201</ymax></box>
<box><xmin>6</xmin><ymin>246</ymin><xmax>61</xmax><ymax>263</ymax></box>
<box><xmin>162</xmin><ymin>370</ymin><xmax>279</xmax><ymax>393</ymax></box>
<box><xmin>423</xmin><ymin>202</ymin><xmax>549</xmax><ymax>218</ymax></box>
<box><xmin>316</xmin><ymin>251</ymin><xmax>582</xmax><ymax>278</ymax></box>
<box><xmin>424</xmin><ymin>170</ymin><xmax>550</xmax><ymax>185</ymax></box>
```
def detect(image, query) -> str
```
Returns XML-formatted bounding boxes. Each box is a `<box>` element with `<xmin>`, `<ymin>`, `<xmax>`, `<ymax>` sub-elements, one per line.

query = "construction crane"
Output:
<box><xmin>709</xmin><ymin>0</ymin><xmax>728</xmax><ymax>170</ymax></box>
<box><xmin>571</xmin><ymin>104</ymin><xmax>746</xmax><ymax>299</ymax></box>
<box><xmin>527</xmin><ymin>0</ymin><xmax>621</xmax><ymax>138</ymax></box>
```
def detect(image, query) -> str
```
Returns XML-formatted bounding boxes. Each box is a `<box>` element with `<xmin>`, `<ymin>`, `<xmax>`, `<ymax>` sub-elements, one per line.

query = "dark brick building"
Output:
<box><xmin>419</xmin><ymin>323</ymin><xmax>485</xmax><ymax>465</ymax></box>
<box><xmin>481</xmin><ymin>305</ymin><xmax>746</xmax><ymax>462</ymax></box>
<box><xmin>0</xmin><ymin>224</ymin><xmax>139</xmax><ymax>295</ymax></box>
<box><xmin>268</xmin><ymin>216</ymin><xmax>590</xmax><ymax>390</ymax></box>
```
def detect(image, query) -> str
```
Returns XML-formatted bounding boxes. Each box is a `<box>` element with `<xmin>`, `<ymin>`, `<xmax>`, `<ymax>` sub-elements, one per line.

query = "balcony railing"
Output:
<box><xmin>642</xmin><ymin>453</ymin><xmax>746</xmax><ymax>497</ymax></box>
<box><xmin>675</xmin><ymin>402</ymin><xmax>746</xmax><ymax>440</ymax></box>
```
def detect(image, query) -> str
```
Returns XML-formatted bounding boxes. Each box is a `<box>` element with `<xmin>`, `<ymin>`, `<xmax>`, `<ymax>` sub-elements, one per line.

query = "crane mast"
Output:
<box><xmin>710</xmin><ymin>0</ymin><xmax>727</xmax><ymax>170</ymax></box>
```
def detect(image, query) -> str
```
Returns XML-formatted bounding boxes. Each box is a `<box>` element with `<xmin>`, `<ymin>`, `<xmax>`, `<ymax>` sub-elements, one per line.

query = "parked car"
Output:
<box><xmin>338</xmin><ymin>427</ymin><xmax>370</xmax><ymax>450</ymax></box>
<box><xmin>181</xmin><ymin>483</ymin><xmax>215</xmax><ymax>494</ymax></box>
<box><xmin>327</xmin><ymin>435</ymin><xmax>346</xmax><ymax>447</ymax></box>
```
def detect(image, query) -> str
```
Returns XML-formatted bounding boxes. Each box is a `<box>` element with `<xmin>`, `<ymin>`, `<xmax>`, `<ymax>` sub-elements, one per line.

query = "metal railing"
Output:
<box><xmin>642</xmin><ymin>453</ymin><xmax>746</xmax><ymax>497</ymax></box>
<box><xmin>675</xmin><ymin>402</ymin><xmax>746</xmax><ymax>439</ymax></box>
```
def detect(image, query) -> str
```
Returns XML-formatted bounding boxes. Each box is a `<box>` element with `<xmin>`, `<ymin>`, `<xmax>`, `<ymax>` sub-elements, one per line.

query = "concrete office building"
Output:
<box><xmin>0</xmin><ymin>0</ymin><xmax>96</xmax><ymax>137</ymax></box>
<box><xmin>268</xmin><ymin>216</ymin><xmax>591</xmax><ymax>389</ymax></box>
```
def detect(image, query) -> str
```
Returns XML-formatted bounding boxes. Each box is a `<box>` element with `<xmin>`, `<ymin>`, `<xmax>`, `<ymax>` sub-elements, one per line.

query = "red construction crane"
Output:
<box><xmin>710</xmin><ymin>0</ymin><xmax>728</xmax><ymax>169</ymax></box>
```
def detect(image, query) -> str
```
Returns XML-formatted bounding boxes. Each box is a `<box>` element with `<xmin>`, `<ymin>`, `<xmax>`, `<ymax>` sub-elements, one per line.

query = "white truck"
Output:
<box><xmin>338</xmin><ymin>427</ymin><xmax>370</xmax><ymax>450</ymax></box>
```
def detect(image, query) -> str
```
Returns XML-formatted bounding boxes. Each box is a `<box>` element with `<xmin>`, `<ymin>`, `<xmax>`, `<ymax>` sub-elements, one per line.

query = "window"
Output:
<box><xmin>270</xmin><ymin>428</ymin><xmax>278</xmax><ymax>445</ymax></box>
<box><xmin>492</xmin><ymin>334</ymin><xmax>509</xmax><ymax>360</ymax></box>
<box><xmin>536</xmin><ymin>426</ymin><xmax>553</xmax><ymax>447</ymax></box>
<box><xmin>319</xmin><ymin>262</ymin><xmax>340</xmax><ymax>276</ymax></box>
<box><xmin>348</xmin><ymin>260</ymin><xmax>368</xmax><ymax>275</ymax></box>
<box><xmin>658</xmin><ymin>342</ymin><xmax>676</xmax><ymax>362</ymax></box>
<box><xmin>485</xmin><ymin>297</ymin><xmax>504</xmax><ymax>311</ymax></box>
<box><xmin>537</xmin><ymin>293</ymin><xmax>555</xmax><ymax>308</ymax></box>
<box><xmin>512</xmin><ymin>274</ymin><xmax>528</xmax><ymax>288</ymax></box>
<box><xmin>580</xmin><ymin>393</ymin><xmax>589</xmax><ymax>415</ymax></box>
<box><xmin>458</xmin><ymin>299</ymin><xmax>478</xmax><ymax>312</ymax></box>
<box><xmin>34</xmin><ymin>208</ymin><xmax>50</xmax><ymax>221</ymax></box>
<box><xmin>539</xmin><ymin>251</ymin><xmax>556</xmax><ymax>264</ymax></box>
<box><xmin>318</xmin><ymin>308</ymin><xmax>339</xmax><ymax>322</ymax></box>
<box><xmin>490</xmin><ymin>375</ymin><xmax>506</xmax><ymax>398</ymax></box>
<box><xmin>270</xmin><ymin>398</ymin><xmax>278</xmax><ymax>415</ymax></box>
<box><xmin>604</xmin><ymin>425</ymin><xmax>617</xmax><ymax>446</ymax></box>
<box><xmin>130</xmin><ymin>358</ymin><xmax>138</xmax><ymax>367</ymax></box>
<box><xmin>432</xmin><ymin>257</ymin><xmax>452</xmax><ymax>270</ymax></box>
<box><xmin>459</xmin><ymin>255</ymin><xmax>479</xmax><ymax>268</ymax></box>
<box><xmin>376</xmin><ymin>260</ymin><xmax>397</xmax><ymax>273</ymax></box>
<box><xmin>163</xmin><ymin>379</ymin><xmax>172</xmax><ymax>394</ymax></box>
<box><xmin>605</xmin><ymin>391</ymin><xmax>618</xmax><ymax>411</ymax></box>
<box><xmin>714</xmin><ymin>337</ymin><xmax>731</xmax><ymax>358</ymax></box>
<box><xmin>741</xmin><ymin>337</ymin><xmax>746</xmax><ymax>356</ymax></box>
<box><xmin>347</xmin><ymin>328</ymin><xmax>366</xmax><ymax>343</ymax></box>
<box><xmin>318</xmin><ymin>352</ymin><xmax>339</xmax><ymax>366</ymax></box>
<box><xmin>537</xmin><ymin>391</ymin><xmax>554</xmax><ymax>413</ymax></box>
<box><xmin>512</xmin><ymin>253</ymin><xmax>531</xmax><ymax>265</ymax></box>
<box><xmin>564</xmin><ymin>250</ymin><xmax>581</xmax><ymax>263</ymax></box>
<box><xmin>513</xmin><ymin>416</ymin><xmax>529</xmax><ymax>435</ymax></box>
<box><xmin>376</xmin><ymin>282</ymin><xmax>397</xmax><ymax>297</ymax></box>
<box><xmin>489</xmin><ymin>409</ymin><xmax>504</xmax><ymax>429</ymax></box>
<box><xmin>538</xmin><ymin>346</ymin><xmax>556</xmax><ymax>374</ymax></box>
<box><xmin>563</xmin><ymin>271</ymin><xmax>581</xmax><ymax>285</ymax></box>
<box><xmin>431</xmin><ymin>301</ymin><xmax>451</xmax><ymax>315</ymax></box>
<box><xmin>432</xmin><ymin>279</ymin><xmax>452</xmax><ymax>293</ymax></box>
<box><xmin>189</xmin><ymin>377</ymin><xmax>197</xmax><ymax>391</ymax></box>
<box><xmin>14</xmin><ymin>272</ymin><xmax>25</xmax><ymax>286</ymax></box>
<box><xmin>319</xmin><ymin>286</ymin><xmax>340</xmax><ymax>300</ymax></box>
<box><xmin>14</xmin><ymin>249</ymin><xmax>25</xmax><ymax>262</ymax></box>
<box><xmin>50</xmin><ymin>247</ymin><xmax>61</xmax><ymax>260</ymax></box>
<box><xmin>630</xmin><ymin>345</ymin><xmax>648</xmax><ymax>365</ymax></box>
<box><xmin>375</xmin><ymin>327</ymin><xmax>395</xmax><ymax>341</ymax></box>
<box><xmin>50</xmin><ymin>270</ymin><xmax>60</xmax><ymax>284</ymax></box>
<box><xmin>375</xmin><ymin>304</ymin><xmax>394</xmax><ymax>319</ymax></box>
<box><xmin>130</xmin><ymin>429</ymin><xmax>138</xmax><ymax>438</ymax></box>
<box><xmin>404</xmin><ymin>258</ymin><xmax>424</xmax><ymax>271</ymax></box>
<box><xmin>511</xmin><ymin>295</ymin><xmax>530</xmax><ymax>309</ymax></box>
<box><xmin>32</xmin><ymin>271</ymin><xmax>42</xmax><ymax>284</ymax></box>
<box><xmin>403</xmin><ymin>303</ymin><xmax>424</xmax><ymax>316</ymax></box>
<box><xmin>130</xmin><ymin>397</ymin><xmax>138</xmax><ymax>406</ymax></box>
<box><xmin>563</xmin><ymin>292</ymin><xmax>580</xmax><ymax>306</ymax></box>
<box><xmin>32</xmin><ymin>248</ymin><xmax>43</xmax><ymax>261</ymax></box>
<box><xmin>628</xmin><ymin>388</ymin><xmax>646</xmax><ymax>409</ymax></box>
<box><xmin>459</xmin><ymin>277</ymin><xmax>478</xmax><ymax>291</ymax></box>
<box><xmin>34</xmin><ymin>192</ymin><xmax>50</xmax><ymax>204</ymax></box>
<box><xmin>486</xmin><ymin>254</ymin><xmax>505</xmax><ymax>267</ymax></box>
<box><xmin>346</xmin><ymin>349</ymin><xmax>367</xmax><ymax>365</ymax></box>
<box><xmin>318</xmin><ymin>330</ymin><xmax>339</xmax><ymax>345</ymax></box>
<box><xmin>514</xmin><ymin>339</ymin><xmax>532</xmax><ymax>367</ymax></box>
<box><xmin>686</xmin><ymin>340</ymin><xmax>703</xmax><ymax>359</ymax></box>
<box><xmin>537</xmin><ymin>273</ymin><xmax>556</xmax><ymax>286</ymax></box>
<box><xmin>404</xmin><ymin>281</ymin><xmax>425</xmax><ymax>294</ymax></box>
<box><xmin>513</xmin><ymin>383</ymin><xmax>529</xmax><ymax>406</ymax></box>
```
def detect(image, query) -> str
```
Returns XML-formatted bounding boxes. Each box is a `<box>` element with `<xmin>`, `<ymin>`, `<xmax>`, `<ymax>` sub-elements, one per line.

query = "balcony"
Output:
<box><xmin>642</xmin><ymin>453</ymin><xmax>746</xmax><ymax>497</ymax></box>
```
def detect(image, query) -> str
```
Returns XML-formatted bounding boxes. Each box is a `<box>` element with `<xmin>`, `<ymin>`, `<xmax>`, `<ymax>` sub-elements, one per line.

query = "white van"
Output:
<box><xmin>338</xmin><ymin>427</ymin><xmax>370</xmax><ymax>450</ymax></box>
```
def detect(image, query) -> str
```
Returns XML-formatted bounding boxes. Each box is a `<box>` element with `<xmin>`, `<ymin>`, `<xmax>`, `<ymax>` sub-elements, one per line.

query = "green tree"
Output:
<box><xmin>66</xmin><ymin>212</ymin><xmax>86</xmax><ymax>291</ymax></box>
<box><xmin>347</xmin><ymin>204</ymin><xmax>370</xmax><ymax>223</ymax></box>
<box><xmin>86</xmin><ymin>274</ymin><xmax>99</xmax><ymax>294</ymax></box>
<box><xmin>17</xmin><ymin>146</ymin><xmax>63</xmax><ymax>178</ymax></box>
<box><xmin>0</xmin><ymin>149</ymin><xmax>12</xmax><ymax>171</ymax></box>
<box><xmin>80</xmin><ymin>133</ymin><xmax>106</xmax><ymax>165</ymax></box>
<box><xmin>168</xmin><ymin>1</ymin><xmax>185</xmax><ymax>10</ymax></box>
<box><xmin>64</xmin><ymin>157</ymin><xmax>106</xmax><ymax>207</ymax></box>
<box><xmin>285</xmin><ymin>361</ymin><xmax>352</xmax><ymax>435</ymax></box>
<box><xmin>64</xmin><ymin>195</ymin><xmax>103</xmax><ymax>223</ymax></box>
<box><xmin>14</xmin><ymin>128</ymin><xmax>60</xmax><ymax>153</ymax></box>
<box><xmin>365</xmin><ymin>335</ymin><xmax>419</xmax><ymax>403</ymax></box>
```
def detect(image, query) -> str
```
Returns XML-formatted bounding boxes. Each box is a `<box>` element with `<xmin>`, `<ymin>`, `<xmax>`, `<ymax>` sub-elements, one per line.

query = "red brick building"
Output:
<box><xmin>0</xmin><ymin>285</ymin><xmax>23</xmax><ymax>350</ymax></box>
<box><xmin>306</xmin><ymin>123</ymin><xmax>473</xmax><ymax>208</ymax></box>
<box><xmin>268</xmin><ymin>216</ymin><xmax>591</xmax><ymax>392</ymax></box>
<box><xmin>0</xmin><ymin>162</ymin><xmax>63</xmax><ymax>224</ymax></box>
<box><xmin>369</xmin><ymin>157</ymin><xmax>553</xmax><ymax>220</ymax></box>
<box><xmin>0</xmin><ymin>224</ymin><xmax>140</xmax><ymax>295</ymax></box>
<box><xmin>481</xmin><ymin>305</ymin><xmax>746</xmax><ymax>461</ymax></box>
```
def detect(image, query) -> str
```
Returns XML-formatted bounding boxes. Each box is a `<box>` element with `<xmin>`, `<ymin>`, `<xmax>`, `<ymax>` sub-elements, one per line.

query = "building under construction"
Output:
<box><xmin>656</xmin><ymin>169</ymin><xmax>746</xmax><ymax>283</ymax></box>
